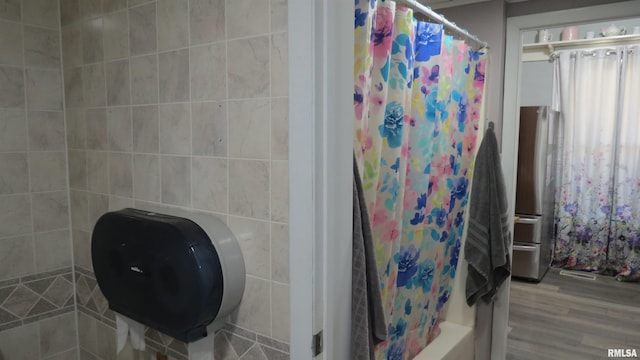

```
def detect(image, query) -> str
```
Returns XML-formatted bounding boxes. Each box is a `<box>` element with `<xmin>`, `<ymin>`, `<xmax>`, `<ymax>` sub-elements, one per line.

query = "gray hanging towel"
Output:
<box><xmin>352</xmin><ymin>153</ymin><xmax>387</xmax><ymax>359</ymax></box>
<box><xmin>465</xmin><ymin>124</ymin><xmax>511</xmax><ymax>306</ymax></box>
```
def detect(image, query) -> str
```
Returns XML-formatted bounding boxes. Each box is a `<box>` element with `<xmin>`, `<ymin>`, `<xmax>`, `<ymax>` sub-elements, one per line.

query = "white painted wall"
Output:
<box><xmin>520</xmin><ymin>61</ymin><xmax>554</xmax><ymax>106</ymax></box>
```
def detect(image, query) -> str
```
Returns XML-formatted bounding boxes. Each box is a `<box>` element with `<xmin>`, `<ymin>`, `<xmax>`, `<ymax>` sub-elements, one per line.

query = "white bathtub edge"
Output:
<box><xmin>412</xmin><ymin>322</ymin><xmax>474</xmax><ymax>360</ymax></box>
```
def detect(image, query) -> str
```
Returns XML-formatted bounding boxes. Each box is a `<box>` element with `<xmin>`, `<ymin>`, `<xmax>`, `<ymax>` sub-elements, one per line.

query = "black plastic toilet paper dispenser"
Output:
<box><xmin>91</xmin><ymin>208</ymin><xmax>245</xmax><ymax>343</ymax></box>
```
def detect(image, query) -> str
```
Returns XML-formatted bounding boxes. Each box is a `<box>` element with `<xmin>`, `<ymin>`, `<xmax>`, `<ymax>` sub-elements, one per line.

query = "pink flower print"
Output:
<box><xmin>373</xmin><ymin>7</ymin><xmax>394</xmax><ymax>61</ymax></box>
<box><xmin>567</xmin><ymin>256</ymin><xmax>577</xmax><ymax>267</ymax></box>
<box><xmin>433</xmin><ymin>155</ymin><xmax>453</xmax><ymax>176</ymax></box>
<box><xmin>381</xmin><ymin>220</ymin><xmax>400</xmax><ymax>243</ymax></box>
<box><xmin>373</xmin><ymin>208</ymin><xmax>389</xmax><ymax>227</ymax></box>
<box><xmin>403</xmin><ymin>190</ymin><xmax>417</xmax><ymax>211</ymax></box>
<box><xmin>371</xmin><ymin>95</ymin><xmax>385</xmax><ymax>113</ymax></box>
<box><xmin>463</xmin><ymin>131</ymin><xmax>477</xmax><ymax>155</ymax></box>
<box><xmin>442</xmin><ymin>195</ymin><xmax>451</xmax><ymax>213</ymax></box>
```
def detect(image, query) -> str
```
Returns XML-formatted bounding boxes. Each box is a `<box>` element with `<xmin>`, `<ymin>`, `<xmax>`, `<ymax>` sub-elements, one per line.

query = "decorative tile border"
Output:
<box><xmin>74</xmin><ymin>266</ymin><xmax>290</xmax><ymax>359</ymax></box>
<box><xmin>0</xmin><ymin>267</ymin><xmax>75</xmax><ymax>332</ymax></box>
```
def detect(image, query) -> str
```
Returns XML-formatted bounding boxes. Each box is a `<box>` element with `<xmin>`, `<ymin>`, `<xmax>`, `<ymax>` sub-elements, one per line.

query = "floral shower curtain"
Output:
<box><xmin>354</xmin><ymin>1</ymin><xmax>488</xmax><ymax>358</ymax></box>
<box><xmin>552</xmin><ymin>45</ymin><xmax>640</xmax><ymax>281</ymax></box>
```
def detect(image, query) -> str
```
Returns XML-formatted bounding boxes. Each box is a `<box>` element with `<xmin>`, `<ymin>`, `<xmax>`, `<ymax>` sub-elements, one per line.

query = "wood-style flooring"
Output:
<box><xmin>507</xmin><ymin>268</ymin><xmax>640</xmax><ymax>360</ymax></box>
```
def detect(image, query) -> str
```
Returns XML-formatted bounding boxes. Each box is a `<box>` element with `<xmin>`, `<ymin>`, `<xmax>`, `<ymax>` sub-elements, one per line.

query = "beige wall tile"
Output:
<box><xmin>0</xmin><ymin>109</ymin><xmax>27</xmax><ymax>151</ymax></box>
<box><xmin>63</xmin><ymin>66</ymin><xmax>83</xmax><ymax>107</ymax></box>
<box><xmin>32</xmin><ymin>191</ymin><xmax>69</xmax><ymax>231</ymax></box>
<box><xmin>34</xmin><ymin>229</ymin><xmax>72</xmax><ymax>272</ymax></box>
<box><xmin>228</xmin><ymin>99</ymin><xmax>269</xmax><ymax>159</ymax></box>
<box><xmin>227</xmin><ymin>0</ymin><xmax>268</xmax><ymax>39</ymax></box>
<box><xmin>189</xmin><ymin>0</ymin><xmax>224</xmax><ymax>45</ymax></box>
<box><xmin>103</xmin><ymin>10</ymin><xmax>129</xmax><ymax>60</ymax></box>
<box><xmin>157</xmin><ymin>0</ymin><xmax>188</xmax><ymax>51</ymax></box>
<box><xmin>159</xmin><ymin>103</ymin><xmax>190</xmax><ymax>155</ymax></box>
<box><xmin>30</xmin><ymin>151</ymin><xmax>68</xmax><ymax>192</ymax></box>
<box><xmin>161</xmin><ymin>155</ymin><xmax>191</xmax><ymax>206</ymax></box>
<box><xmin>129</xmin><ymin>2</ymin><xmax>156</xmax><ymax>56</ymax></box>
<box><xmin>228</xmin><ymin>216</ymin><xmax>270</xmax><ymax>279</ymax></box>
<box><xmin>70</xmin><ymin>190</ymin><xmax>89</xmax><ymax>231</ymax></box>
<box><xmin>85</xmin><ymin>108</ymin><xmax>108</xmax><ymax>150</ymax></box>
<box><xmin>0</xmin><ymin>20</ymin><xmax>23</xmax><ymax>66</ymax></box>
<box><xmin>229</xmin><ymin>159</ymin><xmax>269</xmax><ymax>220</ymax></box>
<box><xmin>231</xmin><ymin>276</ymin><xmax>270</xmax><ymax>335</ymax></box>
<box><xmin>228</xmin><ymin>36</ymin><xmax>269</xmax><ymax>99</ymax></box>
<box><xmin>271</xmin><ymin>223</ymin><xmax>288</xmax><ymax>283</ymax></box>
<box><xmin>25</xmin><ymin>69</ymin><xmax>62</xmax><ymax>110</ymax></box>
<box><xmin>80</xmin><ymin>0</ymin><xmax>102</xmax><ymax>19</ymax></box>
<box><xmin>270</xmin><ymin>98</ymin><xmax>288</xmax><ymax>160</ymax></box>
<box><xmin>109</xmin><ymin>152</ymin><xmax>133</xmax><ymax>197</ymax></box>
<box><xmin>106</xmin><ymin>59</ymin><xmax>130</xmax><ymax>105</ymax></box>
<box><xmin>0</xmin><ymin>323</ymin><xmax>39</xmax><ymax>359</ymax></box>
<box><xmin>86</xmin><ymin>150</ymin><xmax>108</xmax><ymax>193</ymax></box>
<box><xmin>131</xmin><ymin>54</ymin><xmax>158</xmax><ymax>105</ymax></box>
<box><xmin>271</xmin><ymin>32</ymin><xmax>288</xmax><ymax>97</ymax></box>
<box><xmin>28</xmin><ymin>111</ymin><xmax>65</xmax><ymax>151</ymax></box>
<box><xmin>88</xmin><ymin>192</ymin><xmax>108</xmax><ymax>228</ymax></box>
<box><xmin>190</xmin><ymin>42</ymin><xmax>226</xmax><ymax>101</ymax></box>
<box><xmin>191</xmin><ymin>101</ymin><xmax>226</xmax><ymax>157</ymax></box>
<box><xmin>82</xmin><ymin>17</ymin><xmax>103</xmax><ymax>63</ymax></box>
<box><xmin>0</xmin><ymin>235</ymin><xmax>35</xmax><ymax>280</ymax></box>
<box><xmin>24</xmin><ymin>25</ymin><xmax>60</xmax><ymax>69</ymax></box>
<box><xmin>0</xmin><ymin>66</ymin><xmax>25</xmax><ymax>108</ymax></box>
<box><xmin>103</xmin><ymin>0</ymin><xmax>126</xmax><ymax>13</ymax></box>
<box><xmin>159</xmin><ymin>49</ymin><xmax>189</xmax><ymax>103</ymax></box>
<box><xmin>191</xmin><ymin>157</ymin><xmax>227</xmax><ymax>213</ymax></box>
<box><xmin>133</xmin><ymin>154</ymin><xmax>160</xmax><ymax>202</ymax></box>
<box><xmin>0</xmin><ymin>0</ymin><xmax>21</xmax><ymax>21</ymax></box>
<box><xmin>270</xmin><ymin>160</ymin><xmax>288</xmax><ymax>222</ymax></box>
<box><xmin>107</xmin><ymin>107</ymin><xmax>132</xmax><ymax>151</ymax></box>
<box><xmin>68</xmin><ymin>150</ymin><xmax>87</xmax><ymax>190</ymax></box>
<box><xmin>132</xmin><ymin>105</ymin><xmax>159</xmax><ymax>153</ymax></box>
<box><xmin>62</xmin><ymin>23</ymin><xmax>82</xmax><ymax>68</ymax></box>
<box><xmin>0</xmin><ymin>153</ymin><xmax>29</xmax><ymax>194</ymax></box>
<box><xmin>271</xmin><ymin>282</ymin><xmax>289</xmax><ymax>342</ymax></box>
<box><xmin>270</xmin><ymin>0</ymin><xmax>287</xmax><ymax>33</ymax></box>
<box><xmin>77</xmin><ymin>312</ymin><xmax>97</xmax><ymax>355</ymax></box>
<box><xmin>83</xmin><ymin>62</ymin><xmax>106</xmax><ymax>107</ymax></box>
<box><xmin>39</xmin><ymin>312</ymin><xmax>77</xmax><ymax>358</ymax></box>
<box><xmin>60</xmin><ymin>0</ymin><xmax>80</xmax><ymax>26</ymax></box>
<box><xmin>23</xmin><ymin>0</ymin><xmax>59</xmax><ymax>28</ymax></box>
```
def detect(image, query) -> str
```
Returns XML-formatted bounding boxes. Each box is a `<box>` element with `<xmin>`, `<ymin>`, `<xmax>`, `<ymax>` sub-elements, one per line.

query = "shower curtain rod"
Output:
<box><xmin>399</xmin><ymin>0</ymin><xmax>489</xmax><ymax>50</ymax></box>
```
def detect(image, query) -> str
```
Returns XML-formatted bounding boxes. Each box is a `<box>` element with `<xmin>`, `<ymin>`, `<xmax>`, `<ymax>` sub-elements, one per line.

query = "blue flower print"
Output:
<box><xmin>600</xmin><ymin>205</ymin><xmax>611</xmax><ymax>215</ymax></box>
<box><xmin>430</xmin><ymin>207</ymin><xmax>447</xmax><ymax>228</ymax></box>
<box><xmin>410</xmin><ymin>212</ymin><xmax>425</xmax><ymax>226</ymax></box>
<box><xmin>394</xmin><ymin>245</ymin><xmax>420</xmax><ymax>287</ymax></box>
<box><xmin>451</xmin><ymin>177</ymin><xmax>469</xmax><ymax>201</ymax></box>
<box><xmin>436</xmin><ymin>290</ymin><xmax>450</xmax><ymax>312</ymax></box>
<box><xmin>354</xmin><ymin>8</ymin><xmax>367</xmax><ymax>29</ymax></box>
<box><xmin>575</xmin><ymin>224</ymin><xmax>593</xmax><ymax>245</ymax></box>
<box><xmin>450</xmin><ymin>240</ymin><xmax>460</xmax><ymax>269</ymax></box>
<box><xmin>379</xmin><ymin>101</ymin><xmax>404</xmax><ymax>148</ymax></box>
<box><xmin>405</xmin><ymin>299</ymin><xmax>412</xmax><ymax>315</ymax></box>
<box><xmin>415</xmin><ymin>193</ymin><xmax>427</xmax><ymax>210</ymax></box>
<box><xmin>564</xmin><ymin>202</ymin><xmax>578</xmax><ymax>216</ymax></box>
<box><xmin>386</xmin><ymin>340</ymin><xmax>405</xmax><ymax>360</ymax></box>
<box><xmin>617</xmin><ymin>205</ymin><xmax>633</xmax><ymax>221</ymax></box>
<box><xmin>454</xmin><ymin>211</ymin><xmax>465</xmax><ymax>227</ymax></box>
<box><xmin>415</xmin><ymin>22</ymin><xmax>442</xmax><ymax>61</ymax></box>
<box><xmin>389</xmin><ymin>318</ymin><xmax>407</xmax><ymax>341</ymax></box>
<box><xmin>412</xmin><ymin>260</ymin><xmax>435</xmax><ymax>292</ymax></box>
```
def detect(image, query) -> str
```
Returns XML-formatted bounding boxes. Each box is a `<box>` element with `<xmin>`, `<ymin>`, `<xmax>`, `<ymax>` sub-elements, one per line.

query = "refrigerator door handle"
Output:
<box><xmin>515</xmin><ymin>217</ymin><xmax>540</xmax><ymax>225</ymax></box>
<box><xmin>514</xmin><ymin>244</ymin><xmax>538</xmax><ymax>252</ymax></box>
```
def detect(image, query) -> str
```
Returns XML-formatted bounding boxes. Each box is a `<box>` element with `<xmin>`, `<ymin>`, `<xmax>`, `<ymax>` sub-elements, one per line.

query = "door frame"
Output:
<box><xmin>289</xmin><ymin>0</ymin><xmax>354</xmax><ymax>358</ymax></box>
<box><xmin>498</xmin><ymin>1</ymin><xmax>640</xmax><ymax>358</ymax></box>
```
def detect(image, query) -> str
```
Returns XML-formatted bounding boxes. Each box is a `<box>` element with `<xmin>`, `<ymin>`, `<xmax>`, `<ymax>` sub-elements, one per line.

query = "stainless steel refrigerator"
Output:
<box><xmin>513</xmin><ymin>106</ymin><xmax>559</xmax><ymax>281</ymax></box>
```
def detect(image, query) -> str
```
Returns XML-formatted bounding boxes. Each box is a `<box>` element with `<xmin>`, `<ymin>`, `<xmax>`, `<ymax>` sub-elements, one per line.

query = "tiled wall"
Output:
<box><xmin>59</xmin><ymin>0</ymin><xmax>290</xmax><ymax>359</ymax></box>
<box><xmin>0</xmin><ymin>0</ymin><xmax>78</xmax><ymax>358</ymax></box>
